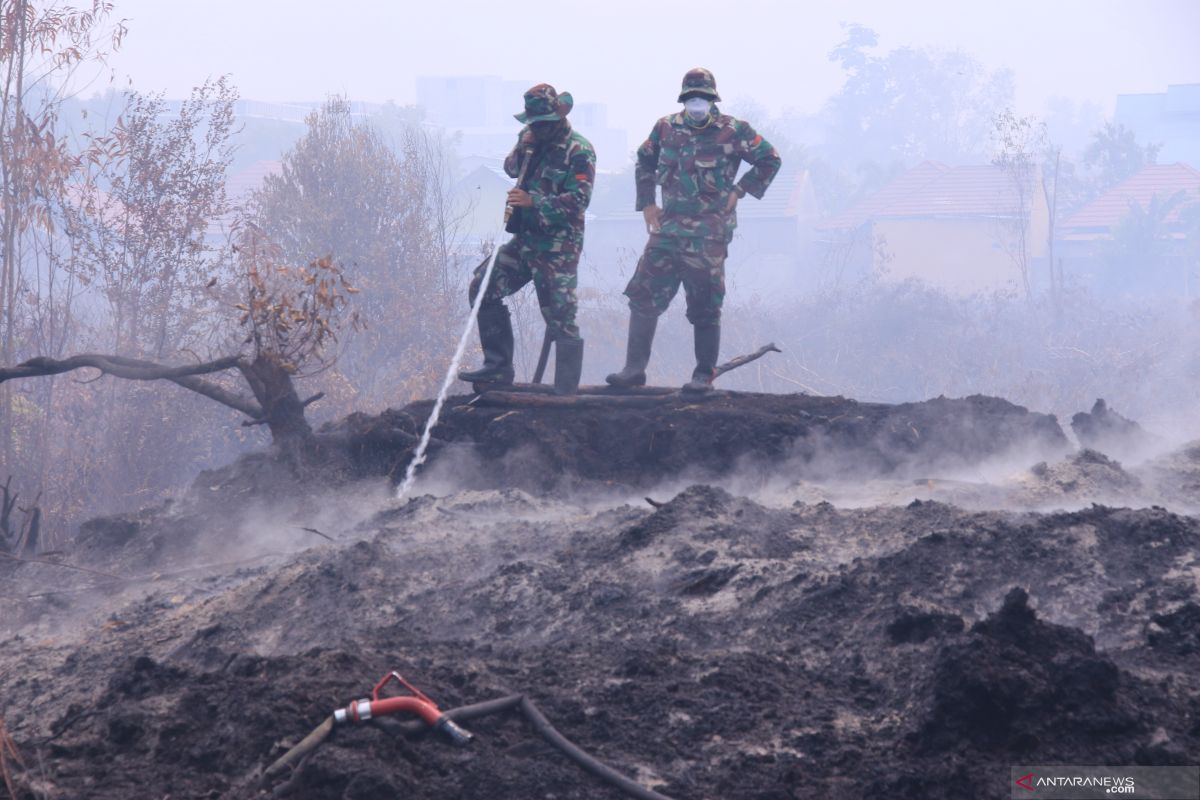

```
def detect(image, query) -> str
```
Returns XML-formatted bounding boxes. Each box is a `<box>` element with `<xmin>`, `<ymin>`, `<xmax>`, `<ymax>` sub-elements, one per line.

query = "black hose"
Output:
<box><xmin>269</xmin><ymin>694</ymin><xmax>678</xmax><ymax>800</ymax></box>
<box><xmin>262</xmin><ymin>714</ymin><xmax>333</xmax><ymax>780</ymax></box>
<box><xmin>517</xmin><ymin>696</ymin><xmax>675</xmax><ymax>800</ymax></box>
<box><xmin>379</xmin><ymin>694</ymin><xmax>676</xmax><ymax>800</ymax></box>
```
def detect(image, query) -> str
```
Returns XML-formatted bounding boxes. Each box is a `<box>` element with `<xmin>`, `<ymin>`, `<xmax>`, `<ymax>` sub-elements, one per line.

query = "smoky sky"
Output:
<box><xmin>100</xmin><ymin>0</ymin><xmax>1198</xmax><ymax>141</ymax></box>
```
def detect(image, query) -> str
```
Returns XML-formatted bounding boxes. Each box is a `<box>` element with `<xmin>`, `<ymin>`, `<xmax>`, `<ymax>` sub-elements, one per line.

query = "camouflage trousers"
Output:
<box><xmin>623</xmin><ymin>234</ymin><xmax>727</xmax><ymax>326</ymax></box>
<box><xmin>469</xmin><ymin>236</ymin><xmax>581</xmax><ymax>341</ymax></box>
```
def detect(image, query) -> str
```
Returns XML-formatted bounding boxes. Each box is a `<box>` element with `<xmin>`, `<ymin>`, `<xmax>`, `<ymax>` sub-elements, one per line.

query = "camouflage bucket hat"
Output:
<box><xmin>677</xmin><ymin>67</ymin><xmax>720</xmax><ymax>102</ymax></box>
<box><xmin>514</xmin><ymin>83</ymin><xmax>574</xmax><ymax>123</ymax></box>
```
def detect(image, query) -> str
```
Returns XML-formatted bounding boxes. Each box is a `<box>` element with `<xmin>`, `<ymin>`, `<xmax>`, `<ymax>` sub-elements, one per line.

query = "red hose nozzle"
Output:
<box><xmin>332</xmin><ymin>671</ymin><xmax>473</xmax><ymax>746</ymax></box>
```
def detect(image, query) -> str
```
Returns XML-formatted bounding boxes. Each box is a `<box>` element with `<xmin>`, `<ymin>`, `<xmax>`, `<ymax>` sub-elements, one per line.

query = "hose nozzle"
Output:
<box><xmin>436</xmin><ymin>715</ymin><xmax>474</xmax><ymax>746</ymax></box>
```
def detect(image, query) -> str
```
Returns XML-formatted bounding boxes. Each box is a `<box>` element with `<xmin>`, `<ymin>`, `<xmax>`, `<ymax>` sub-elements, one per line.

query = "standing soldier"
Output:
<box><xmin>606</xmin><ymin>68</ymin><xmax>781</xmax><ymax>393</ymax></box>
<box><xmin>459</xmin><ymin>84</ymin><xmax>596</xmax><ymax>395</ymax></box>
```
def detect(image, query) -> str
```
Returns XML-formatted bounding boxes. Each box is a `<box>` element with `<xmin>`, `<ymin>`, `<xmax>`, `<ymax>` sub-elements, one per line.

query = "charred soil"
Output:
<box><xmin>0</xmin><ymin>390</ymin><xmax>1197</xmax><ymax>800</ymax></box>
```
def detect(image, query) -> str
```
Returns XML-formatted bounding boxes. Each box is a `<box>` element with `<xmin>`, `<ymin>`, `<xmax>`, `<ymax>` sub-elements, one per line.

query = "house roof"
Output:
<box><xmin>1060</xmin><ymin>163</ymin><xmax>1200</xmax><ymax>231</ymax></box>
<box><xmin>819</xmin><ymin>161</ymin><xmax>1033</xmax><ymax>230</ymax></box>
<box><xmin>457</xmin><ymin>163</ymin><xmax>514</xmax><ymax>191</ymax></box>
<box><xmin>819</xmin><ymin>161</ymin><xmax>948</xmax><ymax>230</ymax></box>
<box><xmin>737</xmin><ymin>165</ymin><xmax>815</xmax><ymax>220</ymax></box>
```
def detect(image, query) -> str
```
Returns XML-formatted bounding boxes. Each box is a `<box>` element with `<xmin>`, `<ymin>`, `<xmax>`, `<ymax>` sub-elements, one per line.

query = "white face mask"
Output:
<box><xmin>684</xmin><ymin>98</ymin><xmax>712</xmax><ymax>121</ymax></box>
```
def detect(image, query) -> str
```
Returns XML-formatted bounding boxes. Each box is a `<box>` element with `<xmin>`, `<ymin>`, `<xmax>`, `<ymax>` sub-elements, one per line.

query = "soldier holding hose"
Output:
<box><xmin>458</xmin><ymin>84</ymin><xmax>597</xmax><ymax>395</ymax></box>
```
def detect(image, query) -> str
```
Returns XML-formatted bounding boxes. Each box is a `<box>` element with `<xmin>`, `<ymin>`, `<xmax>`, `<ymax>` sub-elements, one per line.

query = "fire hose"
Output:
<box><xmin>262</xmin><ymin>671</ymin><xmax>677</xmax><ymax>800</ymax></box>
<box><xmin>396</xmin><ymin>147</ymin><xmax>536</xmax><ymax>500</ymax></box>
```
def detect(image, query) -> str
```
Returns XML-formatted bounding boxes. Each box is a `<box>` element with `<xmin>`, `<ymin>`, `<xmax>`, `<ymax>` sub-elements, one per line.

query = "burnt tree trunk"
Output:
<box><xmin>0</xmin><ymin>476</ymin><xmax>15</xmax><ymax>553</ymax></box>
<box><xmin>238</xmin><ymin>355</ymin><xmax>313</xmax><ymax>448</ymax></box>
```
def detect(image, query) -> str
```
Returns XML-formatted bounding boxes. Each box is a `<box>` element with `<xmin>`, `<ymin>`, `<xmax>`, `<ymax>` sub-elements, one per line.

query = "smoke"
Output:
<box><xmin>391</xmin><ymin>389</ymin><xmax>1200</xmax><ymax>519</ymax></box>
<box><xmin>565</xmin><ymin>280</ymin><xmax>1200</xmax><ymax>426</ymax></box>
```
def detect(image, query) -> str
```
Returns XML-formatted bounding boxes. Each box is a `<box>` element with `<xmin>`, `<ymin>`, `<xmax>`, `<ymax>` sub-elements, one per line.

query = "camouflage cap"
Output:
<box><xmin>677</xmin><ymin>67</ymin><xmax>720</xmax><ymax>102</ymax></box>
<box><xmin>515</xmin><ymin>83</ymin><xmax>575</xmax><ymax>124</ymax></box>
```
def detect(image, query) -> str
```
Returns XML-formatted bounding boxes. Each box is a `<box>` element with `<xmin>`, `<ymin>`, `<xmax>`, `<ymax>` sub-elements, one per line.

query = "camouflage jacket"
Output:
<box><xmin>504</xmin><ymin>122</ymin><xmax>596</xmax><ymax>249</ymax></box>
<box><xmin>635</xmin><ymin>108</ymin><xmax>781</xmax><ymax>242</ymax></box>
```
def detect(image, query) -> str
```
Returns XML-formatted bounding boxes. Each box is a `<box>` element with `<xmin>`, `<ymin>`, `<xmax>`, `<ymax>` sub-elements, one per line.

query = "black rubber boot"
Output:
<box><xmin>682</xmin><ymin>323</ymin><xmax>720</xmax><ymax>394</ymax></box>
<box><xmin>553</xmin><ymin>336</ymin><xmax>584</xmax><ymax>396</ymax></box>
<box><xmin>458</xmin><ymin>304</ymin><xmax>515</xmax><ymax>385</ymax></box>
<box><xmin>605</xmin><ymin>312</ymin><xmax>658</xmax><ymax>387</ymax></box>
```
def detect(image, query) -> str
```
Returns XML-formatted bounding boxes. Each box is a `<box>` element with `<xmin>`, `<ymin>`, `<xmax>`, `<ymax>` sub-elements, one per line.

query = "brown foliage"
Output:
<box><xmin>232</xmin><ymin>223</ymin><xmax>363</xmax><ymax>378</ymax></box>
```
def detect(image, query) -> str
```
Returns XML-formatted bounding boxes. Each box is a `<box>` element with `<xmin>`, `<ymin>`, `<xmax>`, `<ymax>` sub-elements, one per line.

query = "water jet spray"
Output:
<box><xmin>397</xmin><ymin>148</ymin><xmax>534</xmax><ymax>501</ymax></box>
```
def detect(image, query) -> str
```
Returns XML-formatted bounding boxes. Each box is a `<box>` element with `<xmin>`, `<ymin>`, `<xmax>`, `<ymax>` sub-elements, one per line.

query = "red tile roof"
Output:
<box><xmin>819</xmin><ymin>161</ymin><xmax>1034</xmax><ymax>230</ymax></box>
<box><xmin>819</xmin><ymin>161</ymin><xmax>948</xmax><ymax>230</ymax></box>
<box><xmin>1061</xmin><ymin>163</ymin><xmax>1200</xmax><ymax>230</ymax></box>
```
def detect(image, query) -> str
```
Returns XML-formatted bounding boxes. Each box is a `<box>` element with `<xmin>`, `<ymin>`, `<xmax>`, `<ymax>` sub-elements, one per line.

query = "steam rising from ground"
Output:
<box><xmin>554</xmin><ymin>280</ymin><xmax>1200</xmax><ymax>428</ymax></box>
<box><xmin>6</xmin><ymin>384</ymin><xmax>1195</xmax><ymax>651</ymax></box>
<box><xmin>408</xmin><ymin>399</ymin><xmax>1200</xmax><ymax>517</ymax></box>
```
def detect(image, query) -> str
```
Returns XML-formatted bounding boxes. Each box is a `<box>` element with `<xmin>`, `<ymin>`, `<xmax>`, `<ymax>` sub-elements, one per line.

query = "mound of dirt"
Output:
<box><xmin>1141</xmin><ymin>440</ymin><xmax>1200</xmax><ymax>509</ymax></box>
<box><xmin>916</xmin><ymin>588</ymin><xmax>1135</xmax><ymax>754</ymax></box>
<box><xmin>321</xmin><ymin>391</ymin><xmax>1070</xmax><ymax>490</ymax></box>
<box><xmin>1071</xmin><ymin>398</ymin><xmax>1160</xmax><ymax>461</ymax></box>
<box><xmin>1148</xmin><ymin>603</ymin><xmax>1200</xmax><ymax>658</ymax></box>
<box><xmin>1021</xmin><ymin>448</ymin><xmax>1144</xmax><ymax>505</ymax></box>
<box><xmin>3</xmin><ymin>390</ymin><xmax>1198</xmax><ymax>799</ymax></box>
<box><xmin>2</xmin><ymin>479</ymin><xmax>1198</xmax><ymax>799</ymax></box>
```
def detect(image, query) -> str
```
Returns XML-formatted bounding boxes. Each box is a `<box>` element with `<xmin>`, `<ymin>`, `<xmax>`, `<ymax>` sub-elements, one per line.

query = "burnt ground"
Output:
<box><xmin>326</xmin><ymin>390</ymin><xmax>1071</xmax><ymax>491</ymax></box>
<box><xmin>1</xmin><ymin>390</ymin><xmax>1198</xmax><ymax>800</ymax></box>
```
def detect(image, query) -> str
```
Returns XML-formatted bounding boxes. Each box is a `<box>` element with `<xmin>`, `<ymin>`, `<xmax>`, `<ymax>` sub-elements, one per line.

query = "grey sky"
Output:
<box><xmin>102</xmin><ymin>0</ymin><xmax>1198</xmax><ymax>136</ymax></box>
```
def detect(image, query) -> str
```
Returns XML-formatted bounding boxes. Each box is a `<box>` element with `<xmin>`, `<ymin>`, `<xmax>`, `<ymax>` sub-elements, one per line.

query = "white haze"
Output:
<box><xmin>26</xmin><ymin>0</ymin><xmax>1198</xmax><ymax>530</ymax></box>
<box><xmin>101</xmin><ymin>0</ymin><xmax>1199</xmax><ymax>139</ymax></box>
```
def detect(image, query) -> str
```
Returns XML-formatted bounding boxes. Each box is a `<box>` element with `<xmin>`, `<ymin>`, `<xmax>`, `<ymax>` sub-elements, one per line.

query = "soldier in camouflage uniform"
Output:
<box><xmin>606</xmin><ymin>68</ymin><xmax>781</xmax><ymax>393</ymax></box>
<box><xmin>458</xmin><ymin>84</ymin><xmax>596</xmax><ymax>395</ymax></box>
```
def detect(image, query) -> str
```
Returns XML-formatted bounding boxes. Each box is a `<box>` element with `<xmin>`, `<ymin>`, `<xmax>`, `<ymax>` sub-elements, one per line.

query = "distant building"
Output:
<box><xmin>162</xmin><ymin>99</ymin><xmax>384</xmax><ymax>124</ymax></box>
<box><xmin>1115</xmin><ymin>84</ymin><xmax>1200</xmax><ymax>167</ymax></box>
<box><xmin>417</xmin><ymin>75</ymin><xmax>629</xmax><ymax>171</ymax></box>
<box><xmin>816</xmin><ymin>161</ymin><xmax>1050</xmax><ymax>294</ymax></box>
<box><xmin>1057</xmin><ymin>163</ymin><xmax>1200</xmax><ymax>294</ymax></box>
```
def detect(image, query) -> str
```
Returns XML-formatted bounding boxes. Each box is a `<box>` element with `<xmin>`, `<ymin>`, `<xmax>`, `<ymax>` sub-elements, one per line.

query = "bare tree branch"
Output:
<box><xmin>714</xmin><ymin>343</ymin><xmax>783</xmax><ymax>379</ymax></box>
<box><xmin>0</xmin><ymin>353</ymin><xmax>239</xmax><ymax>382</ymax></box>
<box><xmin>0</xmin><ymin>353</ymin><xmax>264</xmax><ymax>418</ymax></box>
<box><xmin>167</xmin><ymin>374</ymin><xmax>263</xmax><ymax>419</ymax></box>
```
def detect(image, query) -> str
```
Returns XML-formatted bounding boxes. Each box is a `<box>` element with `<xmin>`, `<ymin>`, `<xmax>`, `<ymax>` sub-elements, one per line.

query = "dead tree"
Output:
<box><xmin>0</xmin><ymin>352</ymin><xmax>317</xmax><ymax>447</ymax></box>
<box><xmin>0</xmin><ymin>476</ymin><xmax>16</xmax><ymax>551</ymax></box>
<box><xmin>0</xmin><ymin>475</ymin><xmax>40</xmax><ymax>556</ymax></box>
<box><xmin>0</xmin><ymin>247</ymin><xmax>360</xmax><ymax>453</ymax></box>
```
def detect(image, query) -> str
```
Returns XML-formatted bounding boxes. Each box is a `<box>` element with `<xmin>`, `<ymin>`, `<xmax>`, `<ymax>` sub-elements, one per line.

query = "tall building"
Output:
<box><xmin>1115</xmin><ymin>83</ymin><xmax>1200</xmax><ymax>167</ymax></box>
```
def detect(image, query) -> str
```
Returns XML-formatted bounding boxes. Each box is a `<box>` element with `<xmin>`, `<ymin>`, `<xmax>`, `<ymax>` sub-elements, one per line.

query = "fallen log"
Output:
<box><xmin>472</xmin><ymin>343</ymin><xmax>781</xmax><ymax>399</ymax></box>
<box><xmin>472</xmin><ymin>391</ymin><xmax>720</xmax><ymax>409</ymax></box>
<box><xmin>477</xmin><ymin>383</ymin><xmax>676</xmax><ymax>397</ymax></box>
